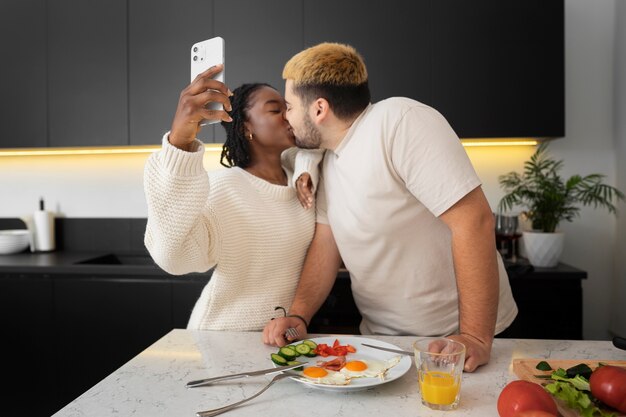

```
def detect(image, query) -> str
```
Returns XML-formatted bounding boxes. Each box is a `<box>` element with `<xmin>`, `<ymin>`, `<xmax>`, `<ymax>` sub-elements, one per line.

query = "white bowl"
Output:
<box><xmin>0</xmin><ymin>230</ymin><xmax>31</xmax><ymax>254</ymax></box>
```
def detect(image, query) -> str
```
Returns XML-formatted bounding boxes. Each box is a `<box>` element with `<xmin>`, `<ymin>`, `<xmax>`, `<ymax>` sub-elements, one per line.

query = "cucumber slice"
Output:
<box><xmin>302</xmin><ymin>339</ymin><xmax>317</xmax><ymax>350</ymax></box>
<box><xmin>271</xmin><ymin>353</ymin><xmax>288</xmax><ymax>366</ymax></box>
<box><xmin>289</xmin><ymin>345</ymin><xmax>302</xmax><ymax>357</ymax></box>
<box><xmin>294</xmin><ymin>343</ymin><xmax>311</xmax><ymax>356</ymax></box>
<box><xmin>278</xmin><ymin>346</ymin><xmax>297</xmax><ymax>361</ymax></box>
<box><xmin>287</xmin><ymin>360</ymin><xmax>304</xmax><ymax>371</ymax></box>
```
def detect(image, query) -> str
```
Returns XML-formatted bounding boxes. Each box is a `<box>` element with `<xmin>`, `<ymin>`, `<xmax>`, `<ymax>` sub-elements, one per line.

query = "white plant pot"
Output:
<box><xmin>522</xmin><ymin>231</ymin><xmax>564</xmax><ymax>268</ymax></box>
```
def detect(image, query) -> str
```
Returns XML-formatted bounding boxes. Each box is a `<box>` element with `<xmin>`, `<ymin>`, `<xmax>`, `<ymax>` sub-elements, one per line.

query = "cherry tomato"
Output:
<box><xmin>589</xmin><ymin>365</ymin><xmax>626</xmax><ymax>413</ymax></box>
<box><xmin>514</xmin><ymin>411</ymin><xmax>557</xmax><ymax>417</ymax></box>
<box><xmin>497</xmin><ymin>380</ymin><xmax>558</xmax><ymax>417</ymax></box>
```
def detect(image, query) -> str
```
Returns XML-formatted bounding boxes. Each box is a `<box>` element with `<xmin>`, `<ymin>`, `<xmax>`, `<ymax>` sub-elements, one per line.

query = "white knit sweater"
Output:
<box><xmin>144</xmin><ymin>134</ymin><xmax>322</xmax><ymax>331</ymax></box>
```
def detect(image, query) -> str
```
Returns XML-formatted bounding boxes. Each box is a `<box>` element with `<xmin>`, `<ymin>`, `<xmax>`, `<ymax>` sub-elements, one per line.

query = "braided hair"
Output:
<box><xmin>220</xmin><ymin>83</ymin><xmax>273</xmax><ymax>168</ymax></box>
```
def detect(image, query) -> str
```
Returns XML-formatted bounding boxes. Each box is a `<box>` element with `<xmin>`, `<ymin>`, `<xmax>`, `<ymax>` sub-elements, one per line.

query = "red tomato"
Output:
<box><xmin>589</xmin><ymin>365</ymin><xmax>626</xmax><ymax>413</ymax></box>
<box><xmin>514</xmin><ymin>411</ymin><xmax>557</xmax><ymax>417</ymax></box>
<box><xmin>497</xmin><ymin>380</ymin><xmax>558</xmax><ymax>417</ymax></box>
<box><xmin>313</xmin><ymin>339</ymin><xmax>356</xmax><ymax>357</ymax></box>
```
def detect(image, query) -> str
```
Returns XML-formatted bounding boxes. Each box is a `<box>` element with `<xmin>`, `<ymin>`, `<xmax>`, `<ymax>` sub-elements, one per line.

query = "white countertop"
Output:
<box><xmin>52</xmin><ymin>330</ymin><xmax>625</xmax><ymax>417</ymax></box>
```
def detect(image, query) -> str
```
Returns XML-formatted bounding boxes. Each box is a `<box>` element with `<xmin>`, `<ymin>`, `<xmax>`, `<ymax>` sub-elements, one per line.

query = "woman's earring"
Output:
<box><xmin>248</xmin><ymin>133</ymin><xmax>253</xmax><ymax>141</ymax></box>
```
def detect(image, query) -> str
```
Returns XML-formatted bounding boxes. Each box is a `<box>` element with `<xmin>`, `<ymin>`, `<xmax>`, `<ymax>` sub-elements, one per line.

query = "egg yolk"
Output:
<box><xmin>303</xmin><ymin>367</ymin><xmax>328</xmax><ymax>378</ymax></box>
<box><xmin>344</xmin><ymin>361</ymin><xmax>368</xmax><ymax>371</ymax></box>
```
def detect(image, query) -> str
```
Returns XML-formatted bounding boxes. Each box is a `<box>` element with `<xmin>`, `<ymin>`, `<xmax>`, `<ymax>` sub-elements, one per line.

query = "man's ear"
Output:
<box><xmin>311</xmin><ymin>98</ymin><xmax>330</xmax><ymax>124</ymax></box>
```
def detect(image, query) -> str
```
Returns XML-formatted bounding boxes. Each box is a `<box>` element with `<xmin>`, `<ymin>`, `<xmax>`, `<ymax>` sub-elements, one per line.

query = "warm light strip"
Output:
<box><xmin>0</xmin><ymin>139</ymin><xmax>537</xmax><ymax>156</ymax></box>
<box><xmin>0</xmin><ymin>145</ymin><xmax>224</xmax><ymax>156</ymax></box>
<box><xmin>461</xmin><ymin>139</ymin><xmax>538</xmax><ymax>147</ymax></box>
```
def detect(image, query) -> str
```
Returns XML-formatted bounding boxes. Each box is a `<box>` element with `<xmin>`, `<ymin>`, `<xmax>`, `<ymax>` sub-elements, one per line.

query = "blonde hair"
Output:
<box><xmin>283</xmin><ymin>42</ymin><xmax>368</xmax><ymax>86</ymax></box>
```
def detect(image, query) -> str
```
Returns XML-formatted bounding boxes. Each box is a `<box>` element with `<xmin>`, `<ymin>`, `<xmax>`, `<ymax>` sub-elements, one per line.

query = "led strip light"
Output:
<box><xmin>0</xmin><ymin>139</ymin><xmax>538</xmax><ymax>156</ymax></box>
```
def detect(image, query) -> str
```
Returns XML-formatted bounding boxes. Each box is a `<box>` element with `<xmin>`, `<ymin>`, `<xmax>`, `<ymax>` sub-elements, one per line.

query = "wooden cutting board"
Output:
<box><xmin>512</xmin><ymin>359</ymin><xmax>626</xmax><ymax>417</ymax></box>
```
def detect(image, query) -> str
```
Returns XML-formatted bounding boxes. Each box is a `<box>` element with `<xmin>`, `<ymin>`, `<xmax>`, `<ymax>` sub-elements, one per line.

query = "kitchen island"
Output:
<box><xmin>52</xmin><ymin>330</ymin><xmax>624</xmax><ymax>417</ymax></box>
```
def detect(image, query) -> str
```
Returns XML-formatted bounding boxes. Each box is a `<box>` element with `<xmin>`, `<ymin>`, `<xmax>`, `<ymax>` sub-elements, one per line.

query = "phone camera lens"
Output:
<box><xmin>193</xmin><ymin>56</ymin><xmax>198</xmax><ymax>61</ymax></box>
<box><xmin>193</xmin><ymin>46</ymin><xmax>198</xmax><ymax>52</ymax></box>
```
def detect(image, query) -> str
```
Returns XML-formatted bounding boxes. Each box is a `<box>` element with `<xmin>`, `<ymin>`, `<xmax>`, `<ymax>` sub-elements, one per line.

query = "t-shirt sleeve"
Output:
<box><xmin>390</xmin><ymin>106</ymin><xmax>482</xmax><ymax>217</ymax></box>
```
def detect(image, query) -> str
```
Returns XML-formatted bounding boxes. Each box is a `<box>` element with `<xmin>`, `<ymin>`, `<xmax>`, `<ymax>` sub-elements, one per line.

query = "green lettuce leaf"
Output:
<box><xmin>545</xmin><ymin>382</ymin><xmax>616</xmax><ymax>417</ymax></box>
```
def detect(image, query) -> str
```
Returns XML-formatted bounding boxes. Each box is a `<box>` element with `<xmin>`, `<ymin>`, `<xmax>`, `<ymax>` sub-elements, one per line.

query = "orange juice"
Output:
<box><xmin>419</xmin><ymin>371</ymin><xmax>460</xmax><ymax>405</ymax></box>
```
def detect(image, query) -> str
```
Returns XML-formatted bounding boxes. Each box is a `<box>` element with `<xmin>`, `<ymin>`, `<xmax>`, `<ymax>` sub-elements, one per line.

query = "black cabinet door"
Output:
<box><xmin>0</xmin><ymin>0</ymin><xmax>47</xmax><ymax>148</ymax></box>
<box><xmin>128</xmin><ymin>0</ymin><xmax>215</xmax><ymax>145</ymax></box>
<box><xmin>506</xmin><ymin>277</ymin><xmax>582</xmax><ymax>340</ymax></box>
<box><xmin>0</xmin><ymin>275</ymin><xmax>55</xmax><ymax>417</ymax></box>
<box><xmin>48</xmin><ymin>0</ymin><xmax>128</xmax><ymax>147</ymax></box>
<box><xmin>172</xmin><ymin>275</ymin><xmax>210</xmax><ymax>328</ymax></box>
<box><xmin>309</xmin><ymin>274</ymin><xmax>361</xmax><ymax>335</ymax></box>
<box><xmin>303</xmin><ymin>0</ymin><xmax>432</xmax><ymax>105</ymax></box>
<box><xmin>430</xmin><ymin>0</ymin><xmax>564</xmax><ymax>138</ymax></box>
<box><xmin>212</xmin><ymin>0</ymin><xmax>304</xmax><ymax>143</ymax></box>
<box><xmin>54</xmin><ymin>277</ymin><xmax>172</xmax><ymax>408</ymax></box>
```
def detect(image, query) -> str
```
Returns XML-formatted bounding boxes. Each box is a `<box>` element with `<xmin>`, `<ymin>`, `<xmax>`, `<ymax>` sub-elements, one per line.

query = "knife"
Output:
<box><xmin>361</xmin><ymin>343</ymin><xmax>414</xmax><ymax>357</ymax></box>
<box><xmin>186</xmin><ymin>363</ymin><xmax>304</xmax><ymax>388</ymax></box>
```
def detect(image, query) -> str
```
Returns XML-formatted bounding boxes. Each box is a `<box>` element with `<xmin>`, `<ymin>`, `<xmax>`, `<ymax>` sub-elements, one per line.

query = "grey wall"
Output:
<box><xmin>551</xmin><ymin>0</ymin><xmax>619</xmax><ymax>340</ymax></box>
<box><xmin>612</xmin><ymin>0</ymin><xmax>626</xmax><ymax>339</ymax></box>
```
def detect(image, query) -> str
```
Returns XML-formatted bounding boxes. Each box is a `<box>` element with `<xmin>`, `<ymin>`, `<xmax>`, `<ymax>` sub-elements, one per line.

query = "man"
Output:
<box><xmin>262</xmin><ymin>42</ymin><xmax>518</xmax><ymax>372</ymax></box>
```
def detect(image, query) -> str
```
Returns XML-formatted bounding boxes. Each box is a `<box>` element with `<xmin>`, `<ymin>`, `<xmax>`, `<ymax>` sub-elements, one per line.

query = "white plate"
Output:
<box><xmin>274</xmin><ymin>336</ymin><xmax>412</xmax><ymax>392</ymax></box>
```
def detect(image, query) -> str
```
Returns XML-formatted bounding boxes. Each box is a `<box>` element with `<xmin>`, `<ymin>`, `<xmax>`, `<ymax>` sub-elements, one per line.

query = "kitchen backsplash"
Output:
<box><xmin>0</xmin><ymin>218</ymin><xmax>147</xmax><ymax>253</ymax></box>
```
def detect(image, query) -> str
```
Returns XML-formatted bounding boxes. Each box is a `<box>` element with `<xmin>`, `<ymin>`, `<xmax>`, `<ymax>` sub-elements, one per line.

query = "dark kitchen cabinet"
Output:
<box><xmin>0</xmin><ymin>0</ymin><xmax>48</xmax><ymax>148</ymax></box>
<box><xmin>303</xmin><ymin>0</ymin><xmax>432</xmax><ymax>105</ymax></box>
<box><xmin>1</xmin><ymin>0</ymin><xmax>565</xmax><ymax>150</ymax></box>
<box><xmin>499</xmin><ymin>262</ymin><xmax>586</xmax><ymax>340</ymax></box>
<box><xmin>47</xmin><ymin>0</ymin><xmax>128</xmax><ymax>147</ymax></box>
<box><xmin>128</xmin><ymin>0</ymin><xmax>215</xmax><ymax>145</ymax></box>
<box><xmin>309</xmin><ymin>270</ymin><xmax>362</xmax><ymax>335</ymax></box>
<box><xmin>430</xmin><ymin>0</ymin><xmax>565</xmax><ymax>138</ymax></box>
<box><xmin>0</xmin><ymin>274</ymin><xmax>54</xmax><ymax>417</ymax></box>
<box><xmin>53</xmin><ymin>276</ymin><xmax>172</xmax><ymax>412</ymax></box>
<box><xmin>311</xmin><ymin>263</ymin><xmax>586</xmax><ymax>340</ymax></box>
<box><xmin>212</xmin><ymin>0</ymin><xmax>305</xmax><ymax>142</ymax></box>
<box><xmin>0</xmin><ymin>262</ymin><xmax>208</xmax><ymax>417</ymax></box>
<box><xmin>172</xmin><ymin>274</ymin><xmax>210</xmax><ymax>328</ymax></box>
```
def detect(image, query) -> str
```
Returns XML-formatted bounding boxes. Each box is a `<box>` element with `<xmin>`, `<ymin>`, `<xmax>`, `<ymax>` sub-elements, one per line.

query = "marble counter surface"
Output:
<box><xmin>52</xmin><ymin>330</ymin><xmax>625</xmax><ymax>417</ymax></box>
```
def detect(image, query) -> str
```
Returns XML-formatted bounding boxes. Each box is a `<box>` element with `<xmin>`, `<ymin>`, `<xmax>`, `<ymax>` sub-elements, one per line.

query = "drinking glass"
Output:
<box><xmin>413</xmin><ymin>338</ymin><xmax>465</xmax><ymax>411</ymax></box>
<box><xmin>494</xmin><ymin>213</ymin><xmax>521</xmax><ymax>262</ymax></box>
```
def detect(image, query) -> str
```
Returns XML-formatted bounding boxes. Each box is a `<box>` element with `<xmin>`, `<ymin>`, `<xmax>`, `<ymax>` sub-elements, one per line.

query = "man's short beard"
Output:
<box><xmin>295</xmin><ymin>114</ymin><xmax>322</xmax><ymax>149</ymax></box>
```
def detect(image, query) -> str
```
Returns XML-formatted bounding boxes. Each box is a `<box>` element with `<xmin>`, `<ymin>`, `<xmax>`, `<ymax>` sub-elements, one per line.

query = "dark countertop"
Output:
<box><xmin>503</xmin><ymin>258</ymin><xmax>587</xmax><ymax>279</ymax></box>
<box><xmin>0</xmin><ymin>250</ymin><xmax>211</xmax><ymax>278</ymax></box>
<box><xmin>0</xmin><ymin>250</ymin><xmax>585</xmax><ymax>280</ymax></box>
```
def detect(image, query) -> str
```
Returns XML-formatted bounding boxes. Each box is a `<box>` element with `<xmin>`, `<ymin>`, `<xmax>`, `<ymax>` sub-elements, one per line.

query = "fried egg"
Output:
<box><xmin>339</xmin><ymin>356</ymin><xmax>402</xmax><ymax>379</ymax></box>
<box><xmin>297</xmin><ymin>366</ymin><xmax>350</xmax><ymax>385</ymax></box>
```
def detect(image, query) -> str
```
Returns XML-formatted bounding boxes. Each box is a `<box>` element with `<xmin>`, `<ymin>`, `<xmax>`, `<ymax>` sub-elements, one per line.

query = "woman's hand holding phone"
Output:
<box><xmin>169</xmin><ymin>65</ymin><xmax>233</xmax><ymax>151</ymax></box>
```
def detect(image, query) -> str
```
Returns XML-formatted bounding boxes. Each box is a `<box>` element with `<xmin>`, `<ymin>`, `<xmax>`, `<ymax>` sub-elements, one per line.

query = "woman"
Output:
<box><xmin>144</xmin><ymin>65</ymin><xmax>322</xmax><ymax>331</ymax></box>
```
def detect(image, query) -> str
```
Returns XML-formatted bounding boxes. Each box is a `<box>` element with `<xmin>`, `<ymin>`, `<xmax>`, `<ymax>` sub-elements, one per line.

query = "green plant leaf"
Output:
<box><xmin>497</xmin><ymin>143</ymin><xmax>624</xmax><ymax>232</ymax></box>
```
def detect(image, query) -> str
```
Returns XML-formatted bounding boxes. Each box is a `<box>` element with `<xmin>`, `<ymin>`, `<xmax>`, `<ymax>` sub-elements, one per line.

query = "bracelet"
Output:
<box><xmin>274</xmin><ymin>306</ymin><xmax>308</xmax><ymax>328</ymax></box>
<box><xmin>287</xmin><ymin>314</ymin><xmax>309</xmax><ymax>328</ymax></box>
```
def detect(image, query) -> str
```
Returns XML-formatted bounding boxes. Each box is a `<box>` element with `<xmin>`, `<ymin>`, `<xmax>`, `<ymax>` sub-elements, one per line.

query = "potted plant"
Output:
<box><xmin>498</xmin><ymin>143</ymin><xmax>624</xmax><ymax>267</ymax></box>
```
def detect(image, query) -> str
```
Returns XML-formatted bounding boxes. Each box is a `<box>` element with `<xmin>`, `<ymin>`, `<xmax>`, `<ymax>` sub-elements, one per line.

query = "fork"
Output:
<box><xmin>284</xmin><ymin>327</ymin><xmax>299</xmax><ymax>341</ymax></box>
<box><xmin>274</xmin><ymin>306</ymin><xmax>300</xmax><ymax>341</ymax></box>
<box><xmin>196</xmin><ymin>373</ymin><xmax>291</xmax><ymax>417</ymax></box>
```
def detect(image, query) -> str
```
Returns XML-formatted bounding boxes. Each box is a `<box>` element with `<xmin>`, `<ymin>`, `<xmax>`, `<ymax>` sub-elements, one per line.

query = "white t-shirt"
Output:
<box><xmin>316</xmin><ymin>98</ymin><xmax>518</xmax><ymax>336</ymax></box>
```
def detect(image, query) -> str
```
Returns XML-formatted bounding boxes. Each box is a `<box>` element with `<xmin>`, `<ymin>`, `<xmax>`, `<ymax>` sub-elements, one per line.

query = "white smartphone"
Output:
<box><xmin>190</xmin><ymin>36</ymin><xmax>225</xmax><ymax>125</ymax></box>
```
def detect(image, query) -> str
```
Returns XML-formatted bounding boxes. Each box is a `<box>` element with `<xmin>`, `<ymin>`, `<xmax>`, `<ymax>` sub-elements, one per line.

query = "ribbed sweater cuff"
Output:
<box><xmin>293</xmin><ymin>149</ymin><xmax>323</xmax><ymax>193</ymax></box>
<box><xmin>159</xmin><ymin>132</ymin><xmax>205</xmax><ymax>176</ymax></box>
